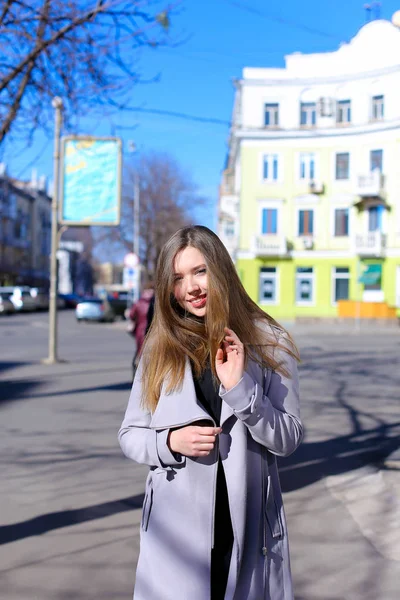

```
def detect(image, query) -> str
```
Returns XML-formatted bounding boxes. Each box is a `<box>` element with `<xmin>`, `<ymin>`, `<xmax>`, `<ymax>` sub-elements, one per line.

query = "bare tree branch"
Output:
<box><xmin>0</xmin><ymin>0</ymin><xmax>181</xmax><ymax>144</ymax></box>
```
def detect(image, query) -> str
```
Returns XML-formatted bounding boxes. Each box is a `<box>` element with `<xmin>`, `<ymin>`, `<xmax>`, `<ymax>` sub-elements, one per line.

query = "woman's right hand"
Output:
<box><xmin>168</xmin><ymin>425</ymin><xmax>222</xmax><ymax>457</ymax></box>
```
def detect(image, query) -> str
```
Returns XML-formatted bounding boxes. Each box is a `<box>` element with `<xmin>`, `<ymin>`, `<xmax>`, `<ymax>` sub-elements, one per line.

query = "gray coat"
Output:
<box><xmin>118</xmin><ymin>330</ymin><xmax>303</xmax><ymax>600</ymax></box>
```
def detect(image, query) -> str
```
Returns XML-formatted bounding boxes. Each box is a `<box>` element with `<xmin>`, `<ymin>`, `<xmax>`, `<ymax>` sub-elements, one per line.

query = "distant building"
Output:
<box><xmin>0</xmin><ymin>165</ymin><xmax>51</xmax><ymax>286</ymax></box>
<box><xmin>93</xmin><ymin>262</ymin><xmax>124</xmax><ymax>287</ymax></box>
<box><xmin>58</xmin><ymin>229</ymin><xmax>94</xmax><ymax>296</ymax></box>
<box><xmin>219</xmin><ymin>18</ymin><xmax>400</xmax><ymax>320</ymax></box>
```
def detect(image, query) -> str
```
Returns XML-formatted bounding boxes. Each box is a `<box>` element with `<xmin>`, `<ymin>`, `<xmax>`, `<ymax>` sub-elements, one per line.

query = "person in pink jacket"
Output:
<box><xmin>129</xmin><ymin>283</ymin><xmax>154</xmax><ymax>375</ymax></box>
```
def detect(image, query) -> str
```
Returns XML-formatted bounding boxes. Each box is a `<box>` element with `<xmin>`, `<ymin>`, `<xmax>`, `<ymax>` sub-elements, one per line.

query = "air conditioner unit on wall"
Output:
<box><xmin>318</xmin><ymin>97</ymin><xmax>334</xmax><ymax>117</ymax></box>
<box><xmin>302</xmin><ymin>237</ymin><xmax>314</xmax><ymax>250</ymax></box>
<box><xmin>309</xmin><ymin>180</ymin><xmax>324</xmax><ymax>194</ymax></box>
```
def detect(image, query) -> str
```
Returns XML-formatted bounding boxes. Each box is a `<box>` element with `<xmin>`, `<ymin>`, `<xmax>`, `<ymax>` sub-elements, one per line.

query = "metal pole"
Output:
<box><xmin>43</xmin><ymin>97</ymin><xmax>63</xmax><ymax>364</ymax></box>
<box><xmin>134</xmin><ymin>172</ymin><xmax>140</xmax><ymax>257</ymax></box>
<box><xmin>355</xmin><ymin>255</ymin><xmax>361</xmax><ymax>333</ymax></box>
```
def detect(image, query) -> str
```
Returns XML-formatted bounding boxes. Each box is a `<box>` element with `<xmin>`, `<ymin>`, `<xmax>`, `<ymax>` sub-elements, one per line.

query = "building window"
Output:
<box><xmin>300</xmin><ymin>102</ymin><xmax>317</xmax><ymax>127</ymax></box>
<box><xmin>368</xmin><ymin>206</ymin><xmax>383</xmax><ymax>232</ymax></box>
<box><xmin>224</xmin><ymin>221</ymin><xmax>235</xmax><ymax>237</ymax></box>
<box><xmin>299</xmin><ymin>153</ymin><xmax>316</xmax><ymax>180</ymax></box>
<box><xmin>259</xmin><ymin>267</ymin><xmax>278</xmax><ymax>304</ymax></box>
<box><xmin>337</xmin><ymin>99</ymin><xmax>351</xmax><ymax>124</ymax></box>
<box><xmin>296</xmin><ymin>267</ymin><xmax>314</xmax><ymax>304</ymax></box>
<box><xmin>372</xmin><ymin>95</ymin><xmax>384</xmax><ymax>120</ymax></box>
<box><xmin>264</xmin><ymin>103</ymin><xmax>279</xmax><ymax>127</ymax></box>
<box><xmin>363</xmin><ymin>264</ymin><xmax>382</xmax><ymax>292</ymax></box>
<box><xmin>335</xmin><ymin>152</ymin><xmax>350</xmax><ymax>180</ymax></box>
<box><xmin>298</xmin><ymin>209</ymin><xmax>314</xmax><ymax>236</ymax></box>
<box><xmin>370</xmin><ymin>149</ymin><xmax>383</xmax><ymax>172</ymax></box>
<box><xmin>334</xmin><ymin>208</ymin><xmax>349</xmax><ymax>236</ymax></box>
<box><xmin>262</xmin><ymin>154</ymin><xmax>279</xmax><ymax>181</ymax></box>
<box><xmin>333</xmin><ymin>267</ymin><xmax>350</xmax><ymax>303</ymax></box>
<box><xmin>261</xmin><ymin>208</ymin><xmax>278</xmax><ymax>235</ymax></box>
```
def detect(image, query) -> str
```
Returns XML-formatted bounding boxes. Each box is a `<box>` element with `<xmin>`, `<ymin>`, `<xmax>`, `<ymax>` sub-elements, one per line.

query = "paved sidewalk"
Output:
<box><xmin>1</xmin><ymin>313</ymin><xmax>400</xmax><ymax>599</ymax></box>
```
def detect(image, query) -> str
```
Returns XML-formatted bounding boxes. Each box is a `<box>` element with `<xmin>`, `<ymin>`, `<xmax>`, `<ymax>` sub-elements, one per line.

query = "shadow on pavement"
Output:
<box><xmin>0</xmin><ymin>360</ymin><xmax>33</xmax><ymax>375</ymax></box>
<box><xmin>0</xmin><ymin>494</ymin><xmax>144</xmax><ymax>545</ymax></box>
<box><xmin>22</xmin><ymin>380</ymin><xmax>133</xmax><ymax>400</ymax></box>
<box><xmin>279</xmin><ymin>421</ymin><xmax>400</xmax><ymax>493</ymax></box>
<box><xmin>280</xmin><ymin>360</ymin><xmax>400</xmax><ymax>492</ymax></box>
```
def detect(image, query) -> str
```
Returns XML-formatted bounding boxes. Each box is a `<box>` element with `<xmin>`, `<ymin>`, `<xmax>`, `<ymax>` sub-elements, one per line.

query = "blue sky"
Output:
<box><xmin>2</xmin><ymin>0</ymin><xmax>399</xmax><ymax>233</ymax></box>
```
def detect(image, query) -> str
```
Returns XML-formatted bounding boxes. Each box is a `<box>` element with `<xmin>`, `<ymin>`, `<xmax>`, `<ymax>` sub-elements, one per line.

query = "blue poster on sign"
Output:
<box><xmin>60</xmin><ymin>137</ymin><xmax>121</xmax><ymax>226</ymax></box>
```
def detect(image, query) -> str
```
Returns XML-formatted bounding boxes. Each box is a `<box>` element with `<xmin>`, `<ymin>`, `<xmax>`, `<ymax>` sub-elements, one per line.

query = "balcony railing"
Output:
<box><xmin>354</xmin><ymin>231</ymin><xmax>387</xmax><ymax>256</ymax></box>
<box><xmin>251</xmin><ymin>234</ymin><xmax>288</xmax><ymax>256</ymax></box>
<box><xmin>356</xmin><ymin>170</ymin><xmax>384</xmax><ymax>197</ymax></box>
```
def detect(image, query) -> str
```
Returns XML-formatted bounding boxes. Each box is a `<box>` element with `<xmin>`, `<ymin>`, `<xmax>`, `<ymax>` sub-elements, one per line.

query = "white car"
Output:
<box><xmin>0</xmin><ymin>287</ymin><xmax>36</xmax><ymax>312</ymax></box>
<box><xmin>0</xmin><ymin>293</ymin><xmax>16</xmax><ymax>315</ymax></box>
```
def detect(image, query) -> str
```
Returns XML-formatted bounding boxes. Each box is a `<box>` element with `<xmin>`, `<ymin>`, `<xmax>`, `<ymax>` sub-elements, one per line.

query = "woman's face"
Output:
<box><xmin>173</xmin><ymin>246</ymin><xmax>208</xmax><ymax>317</ymax></box>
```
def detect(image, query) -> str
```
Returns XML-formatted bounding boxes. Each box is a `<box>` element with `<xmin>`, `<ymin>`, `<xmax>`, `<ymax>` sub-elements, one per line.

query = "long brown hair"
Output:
<box><xmin>141</xmin><ymin>225</ymin><xmax>299</xmax><ymax>412</ymax></box>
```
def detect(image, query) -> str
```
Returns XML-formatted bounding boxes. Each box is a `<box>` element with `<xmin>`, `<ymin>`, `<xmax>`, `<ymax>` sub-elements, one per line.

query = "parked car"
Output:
<box><xmin>107</xmin><ymin>290</ymin><xmax>129</xmax><ymax>318</ymax></box>
<box><xmin>59</xmin><ymin>293</ymin><xmax>83</xmax><ymax>308</ymax></box>
<box><xmin>0</xmin><ymin>286</ymin><xmax>37</xmax><ymax>312</ymax></box>
<box><xmin>0</xmin><ymin>293</ymin><xmax>16</xmax><ymax>315</ymax></box>
<box><xmin>30</xmin><ymin>287</ymin><xmax>49</xmax><ymax>310</ymax></box>
<box><xmin>75</xmin><ymin>298</ymin><xmax>115</xmax><ymax>322</ymax></box>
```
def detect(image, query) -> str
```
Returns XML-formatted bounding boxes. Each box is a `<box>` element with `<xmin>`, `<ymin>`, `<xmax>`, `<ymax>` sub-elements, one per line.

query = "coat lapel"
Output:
<box><xmin>149</xmin><ymin>358</ymin><xmax>211</xmax><ymax>429</ymax></box>
<box><xmin>149</xmin><ymin>357</ymin><xmax>237</xmax><ymax>429</ymax></box>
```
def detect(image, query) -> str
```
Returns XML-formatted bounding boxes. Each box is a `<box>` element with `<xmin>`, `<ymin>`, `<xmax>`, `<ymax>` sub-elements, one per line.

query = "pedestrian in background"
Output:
<box><xmin>118</xmin><ymin>225</ymin><xmax>303</xmax><ymax>600</ymax></box>
<box><xmin>127</xmin><ymin>282</ymin><xmax>154</xmax><ymax>378</ymax></box>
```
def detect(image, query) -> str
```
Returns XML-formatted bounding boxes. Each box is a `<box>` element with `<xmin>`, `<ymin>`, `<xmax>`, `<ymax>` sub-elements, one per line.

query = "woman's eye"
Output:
<box><xmin>196</xmin><ymin>269</ymin><xmax>206</xmax><ymax>275</ymax></box>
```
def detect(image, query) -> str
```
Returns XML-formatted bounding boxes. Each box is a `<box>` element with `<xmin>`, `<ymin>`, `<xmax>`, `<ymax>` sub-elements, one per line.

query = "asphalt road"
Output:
<box><xmin>0</xmin><ymin>310</ymin><xmax>399</xmax><ymax>600</ymax></box>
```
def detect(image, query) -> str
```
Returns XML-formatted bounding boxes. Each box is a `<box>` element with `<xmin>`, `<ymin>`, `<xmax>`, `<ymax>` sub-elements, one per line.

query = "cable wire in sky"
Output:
<box><xmin>227</xmin><ymin>0</ymin><xmax>343</xmax><ymax>40</ymax></box>
<box><xmin>125</xmin><ymin>106</ymin><xmax>231</xmax><ymax>126</ymax></box>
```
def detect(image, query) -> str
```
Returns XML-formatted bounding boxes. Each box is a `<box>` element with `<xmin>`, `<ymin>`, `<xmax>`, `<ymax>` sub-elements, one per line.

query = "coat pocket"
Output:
<box><xmin>265</xmin><ymin>474</ymin><xmax>283</xmax><ymax>540</ymax></box>
<box><xmin>141</xmin><ymin>479</ymin><xmax>153</xmax><ymax>532</ymax></box>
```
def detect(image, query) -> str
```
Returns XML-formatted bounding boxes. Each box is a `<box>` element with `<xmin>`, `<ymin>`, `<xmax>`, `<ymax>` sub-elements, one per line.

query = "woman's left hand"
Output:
<box><xmin>215</xmin><ymin>327</ymin><xmax>245</xmax><ymax>391</ymax></box>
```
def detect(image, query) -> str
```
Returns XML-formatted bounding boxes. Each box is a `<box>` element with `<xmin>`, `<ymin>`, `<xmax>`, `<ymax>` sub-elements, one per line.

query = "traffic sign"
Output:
<box><xmin>124</xmin><ymin>252</ymin><xmax>139</xmax><ymax>268</ymax></box>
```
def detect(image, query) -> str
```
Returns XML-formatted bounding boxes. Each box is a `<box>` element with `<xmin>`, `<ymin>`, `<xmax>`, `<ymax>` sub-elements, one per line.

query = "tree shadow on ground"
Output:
<box><xmin>279</xmin><ymin>356</ymin><xmax>400</xmax><ymax>493</ymax></box>
<box><xmin>279</xmin><ymin>421</ymin><xmax>400</xmax><ymax>493</ymax></box>
<box><xmin>0</xmin><ymin>494</ymin><xmax>144</xmax><ymax>545</ymax></box>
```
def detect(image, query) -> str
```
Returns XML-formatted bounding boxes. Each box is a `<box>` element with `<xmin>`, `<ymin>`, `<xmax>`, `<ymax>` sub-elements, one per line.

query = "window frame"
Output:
<box><xmin>335</xmin><ymin>152</ymin><xmax>350</xmax><ymax>180</ymax></box>
<box><xmin>299</xmin><ymin>152</ymin><xmax>317</xmax><ymax>181</ymax></box>
<box><xmin>295</xmin><ymin>267</ymin><xmax>315</xmax><ymax>306</ymax></box>
<box><xmin>371</xmin><ymin>94</ymin><xmax>384</xmax><ymax>121</ymax></box>
<box><xmin>331</xmin><ymin>266</ymin><xmax>350</xmax><ymax>306</ymax></box>
<box><xmin>257</xmin><ymin>199</ymin><xmax>283</xmax><ymax>237</ymax></box>
<box><xmin>336</xmin><ymin>99</ymin><xmax>352</xmax><ymax>124</ymax></box>
<box><xmin>264</xmin><ymin>103</ymin><xmax>280</xmax><ymax>128</ymax></box>
<box><xmin>334</xmin><ymin>207</ymin><xmax>349</xmax><ymax>237</ymax></box>
<box><xmin>259</xmin><ymin>266</ymin><xmax>279</xmax><ymax>305</ymax></box>
<box><xmin>261</xmin><ymin>207</ymin><xmax>278</xmax><ymax>235</ymax></box>
<box><xmin>298</xmin><ymin>208</ymin><xmax>315</xmax><ymax>237</ymax></box>
<box><xmin>370</xmin><ymin>149</ymin><xmax>383</xmax><ymax>173</ymax></box>
<box><xmin>261</xmin><ymin>153</ymin><xmax>281</xmax><ymax>183</ymax></box>
<box><xmin>300</xmin><ymin>102</ymin><xmax>317</xmax><ymax>127</ymax></box>
<box><xmin>367</xmin><ymin>206</ymin><xmax>384</xmax><ymax>232</ymax></box>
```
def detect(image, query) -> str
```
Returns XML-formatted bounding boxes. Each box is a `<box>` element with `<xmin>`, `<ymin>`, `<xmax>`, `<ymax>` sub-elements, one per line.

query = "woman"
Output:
<box><xmin>128</xmin><ymin>283</ymin><xmax>154</xmax><ymax>377</ymax></box>
<box><xmin>118</xmin><ymin>225</ymin><xmax>303</xmax><ymax>600</ymax></box>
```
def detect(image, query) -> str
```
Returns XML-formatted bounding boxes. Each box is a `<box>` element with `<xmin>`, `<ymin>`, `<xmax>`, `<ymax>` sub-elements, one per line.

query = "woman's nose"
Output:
<box><xmin>186</xmin><ymin>276</ymin><xmax>200</xmax><ymax>294</ymax></box>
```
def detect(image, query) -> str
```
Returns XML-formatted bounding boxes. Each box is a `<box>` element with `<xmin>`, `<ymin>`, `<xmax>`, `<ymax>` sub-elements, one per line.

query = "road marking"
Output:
<box><xmin>325</xmin><ymin>466</ymin><xmax>400</xmax><ymax>561</ymax></box>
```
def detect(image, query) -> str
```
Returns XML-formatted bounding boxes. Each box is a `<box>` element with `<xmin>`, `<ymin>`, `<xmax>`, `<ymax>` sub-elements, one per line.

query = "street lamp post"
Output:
<box><xmin>43</xmin><ymin>97</ymin><xmax>63</xmax><ymax>365</ymax></box>
<box><xmin>134</xmin><ymin>172</ymin><xmax>140</xmax><ymax>257</ymax></box>
<box><xmin>128</xmin><ymin>141</ymin><xmax>140</xmax><ymax>259</ymax></box>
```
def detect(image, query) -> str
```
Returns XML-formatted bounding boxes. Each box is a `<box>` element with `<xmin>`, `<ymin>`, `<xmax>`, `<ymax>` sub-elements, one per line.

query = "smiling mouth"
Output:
<box><xmin>190</xmin><ymin>294</ymin><xmax>207</xmax><ymax>308</ymax></box>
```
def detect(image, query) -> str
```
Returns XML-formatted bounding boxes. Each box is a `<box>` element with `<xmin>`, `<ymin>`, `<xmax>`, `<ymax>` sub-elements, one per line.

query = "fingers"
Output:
<box><xmin>224</xmin><ymin>328</ymin><xmax>244</xmax><ymax>355</ymax></box>
<box><xmin>216</xmin><ymin>347</ymin><xmax>224</xmax><ymax>365</ymax></box>
<box><xmin>192</xmin><ymin>426</ymin><xmax>222</xmax><ymax>436</ymax></box>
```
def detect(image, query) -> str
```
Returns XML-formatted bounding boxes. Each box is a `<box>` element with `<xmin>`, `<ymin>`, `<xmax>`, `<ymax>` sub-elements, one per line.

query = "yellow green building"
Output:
<box><xmin>218</xmin><ymin>19</ymin><xmax>400</xmax><ymax>321</ymax></box>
